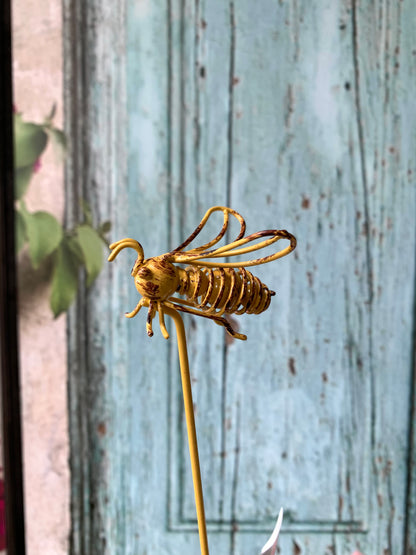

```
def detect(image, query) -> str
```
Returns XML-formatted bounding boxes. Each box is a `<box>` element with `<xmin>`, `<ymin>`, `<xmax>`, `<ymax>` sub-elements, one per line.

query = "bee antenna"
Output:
<box><xmin>108</xmin><ymin>238</ymin><xmax>144</xmax><ymax>264</ymax></box>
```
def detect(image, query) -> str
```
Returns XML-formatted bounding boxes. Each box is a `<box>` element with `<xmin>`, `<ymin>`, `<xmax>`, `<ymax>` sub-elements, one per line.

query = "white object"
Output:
<box><xmin>260</xmin><ymin>508</ymin><xmax>284</xmax><ymax>555</ymax></box>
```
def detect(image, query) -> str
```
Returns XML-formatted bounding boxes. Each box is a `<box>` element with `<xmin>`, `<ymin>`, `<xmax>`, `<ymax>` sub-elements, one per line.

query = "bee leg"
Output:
<box><xmin>209</xmin><ymin>315</ymin><xmax>247</xmax><ymax>341</ymax></box>
<box><xmin>165</xmin><ymin>299</ymin><xmax>247</xmax><ymax>341</ymax></box>
<box><xmin>146</xmin><ymin>301</ymin><xmax>157</xmax><ymax>337</ymax></box>
<box><xmin>125</xmin><ymin>298</ymin><xmax>144</xmax><ymax>319</ymax></box>
<box><xmin>157</xmin><ymin>302</ymin><xmax>170</xmax><ymax>340</ymax></box>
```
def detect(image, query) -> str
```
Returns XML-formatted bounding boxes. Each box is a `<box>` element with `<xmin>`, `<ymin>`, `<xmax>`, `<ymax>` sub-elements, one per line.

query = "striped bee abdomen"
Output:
<box><xmin>177</xmin><ymin>266</ymin><xmax>275</xmax><ymax>317</ymax></box>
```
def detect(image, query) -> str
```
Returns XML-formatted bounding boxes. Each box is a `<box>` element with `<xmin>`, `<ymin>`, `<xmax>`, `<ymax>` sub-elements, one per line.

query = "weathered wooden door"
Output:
<box><xmin>65</xmin><ymin>1</ymin><xmax>416</xmax><ymax>553</ymax></box>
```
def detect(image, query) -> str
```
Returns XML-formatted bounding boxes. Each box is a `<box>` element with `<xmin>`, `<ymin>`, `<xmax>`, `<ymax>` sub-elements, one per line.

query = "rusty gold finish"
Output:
<box><xmin>108</xmin><ymin>207</ymin><xmax>296</xmax><ymax>555</ymax></box>
<box><xmin>164</xmin><ymin>304</ymin><xmax>209</xmax><ymax>555</ymax></box>
<box><xmin>108</xmin><ymin>206</ymin><xmax>296</xmax><ymax>341</ymax></box>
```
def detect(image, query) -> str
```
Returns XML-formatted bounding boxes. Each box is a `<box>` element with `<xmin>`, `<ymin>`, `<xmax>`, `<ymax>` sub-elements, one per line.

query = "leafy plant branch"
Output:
<box><xmin>14</xmin><ymin>108</ymin><xmax>111</xmax><ymax>317</ymax></box>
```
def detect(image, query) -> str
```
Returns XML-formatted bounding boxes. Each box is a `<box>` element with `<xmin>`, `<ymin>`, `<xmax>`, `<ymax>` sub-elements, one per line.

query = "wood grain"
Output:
<box><xmin>65</xmin><ymin>0</ymin><xmax>416</xmax><ymax>553</ymax></box>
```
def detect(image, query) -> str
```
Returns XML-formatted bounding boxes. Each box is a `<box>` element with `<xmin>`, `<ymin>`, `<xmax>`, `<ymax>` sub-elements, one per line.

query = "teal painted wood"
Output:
<box><xmin>64</xmin><ymin>0</ymin><xmax>416</xmax><ymax>554</ymax></box>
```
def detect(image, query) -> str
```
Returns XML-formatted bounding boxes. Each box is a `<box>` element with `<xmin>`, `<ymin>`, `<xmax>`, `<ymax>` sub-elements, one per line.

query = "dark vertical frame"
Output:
<box><xmin>0</xmin><ymin>0</ymin><xmax>27</xmax><ymax>553</ymax></box>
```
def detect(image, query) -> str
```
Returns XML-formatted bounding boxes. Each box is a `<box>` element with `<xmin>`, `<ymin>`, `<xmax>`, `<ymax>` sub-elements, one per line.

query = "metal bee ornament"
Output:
<box><xmin>109</xmin><ymin>206</ymin><xmax>296</xmax><ymax>555</ymax></box>
<box><xmin>108</xmin><ymin>206</ymin><xmax>296</xmax><ymax>340</ymax></box>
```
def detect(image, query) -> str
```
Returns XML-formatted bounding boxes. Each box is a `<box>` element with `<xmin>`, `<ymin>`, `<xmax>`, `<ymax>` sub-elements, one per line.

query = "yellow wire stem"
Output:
<box><xmin>164</xmin><ymin>306</ymin><xmax>210</xmax><ymax>555</ymax></box>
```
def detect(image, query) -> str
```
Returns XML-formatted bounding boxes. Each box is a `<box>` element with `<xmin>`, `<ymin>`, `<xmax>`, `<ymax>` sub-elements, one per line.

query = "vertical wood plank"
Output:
<box><xmin>64</xmin><ymin>0</ymin><xmax>131</xmax><ymax>552</ymax></box>
<box><xmin>168</xmin><ymin>0</ymin><xmax>237</xmax><ymax>528</ymax></box>
<box><xmin>349</xmin><ymin>0</ymin><xmax>416</xmax><ymax>552</ymax></box>
<box><xmin>224</xmin><ymin>0</ymin><xmax>372</xmax><ymax>531</ymax></box>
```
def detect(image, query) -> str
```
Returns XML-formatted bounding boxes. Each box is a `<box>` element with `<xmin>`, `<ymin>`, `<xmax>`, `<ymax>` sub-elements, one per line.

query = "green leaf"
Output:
<box><xmin>14</xmin><ymin>165</ymin><xmax>34</xmax><ymax>200</ymax></box>
<box><xmin>65</xmin><ymin>234</ymin><xmax>84</xmax><ymax>265</ymax></box>
<box><xmin>47</xmin><ymin>128</ymin><xmax>67</xmax><ymax>160</ymax></box>
<box><xmin>80</xmin><ymin>199</ymin><xmax>93</xmax><ymax>226</ymax></box>
<box><xmin>14</xmin><ymin>114</ymin><xmax>48</xmax><ymax>169</ymax></box>
<box><xmin>22</xmin><ymin>210</ymin><xmax>63</xmax><ymax>268</ymax></box>
<box><xmin>76</xmin><ymin>224</ymin><xmax>103</xmax><ymax>286</ymax></box>
<box><xmin>19</xmin><ymin>199</ymin><xmax>29</xmax><ymax>218</ymax></box>
<box><xmin>99</xmin><ymin>220</ymin><xmax>111</xmax><ymax>234</ymax></box>
<box><xmin>50</xmin><ymin>240</ymin><xmax>79</xmax><ymax>317</ymax></box>
<box><xmin>15</xmin><ymin>208</ymin><xmax>27</xmax><ymax>253</ymax></box>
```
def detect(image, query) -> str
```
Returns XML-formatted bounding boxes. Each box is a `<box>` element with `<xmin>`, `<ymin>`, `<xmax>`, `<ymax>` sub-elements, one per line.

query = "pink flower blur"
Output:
<box><xmin>33</xmin><ymin>158</ymin><xmax>42</xmax><ymax>173</ymax></box>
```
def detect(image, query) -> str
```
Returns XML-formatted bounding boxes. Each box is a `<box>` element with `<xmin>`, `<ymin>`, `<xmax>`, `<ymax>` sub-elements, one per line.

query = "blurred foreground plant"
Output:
<box><xmin>14</xmin><ymin>107</ymin><xmax>111</xmax><ymax>317</ymax></box>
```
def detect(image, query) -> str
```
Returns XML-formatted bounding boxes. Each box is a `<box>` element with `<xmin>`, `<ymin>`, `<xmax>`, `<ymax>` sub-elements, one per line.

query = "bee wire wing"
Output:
<box><xmin>168</xmin><ymin>206</ymin><xmax>246</xmax><ymax>257</ymax></box>
<box><xmin>171</xmin><ymin>229</ymin><xmax>296</xmax><ymax>268</ymax></box>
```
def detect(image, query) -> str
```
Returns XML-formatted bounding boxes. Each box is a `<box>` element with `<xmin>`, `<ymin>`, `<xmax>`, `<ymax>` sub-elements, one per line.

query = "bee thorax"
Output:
<box><xmin>134</xmin><ymin>258</ymin><xmax>180</xmax><ymax>300</ymax></box>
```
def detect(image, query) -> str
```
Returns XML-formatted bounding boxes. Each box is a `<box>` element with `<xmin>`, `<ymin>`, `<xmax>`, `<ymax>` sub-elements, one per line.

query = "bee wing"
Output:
<box><xmin>168</xmin><ymin>206</ymin><xmax>246</xmax><ymax>257</ymax></box>
<box><xmin>170</xmin><ymin>228</ymin><xmax>296</xmax><ymax>268</ymax></box>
